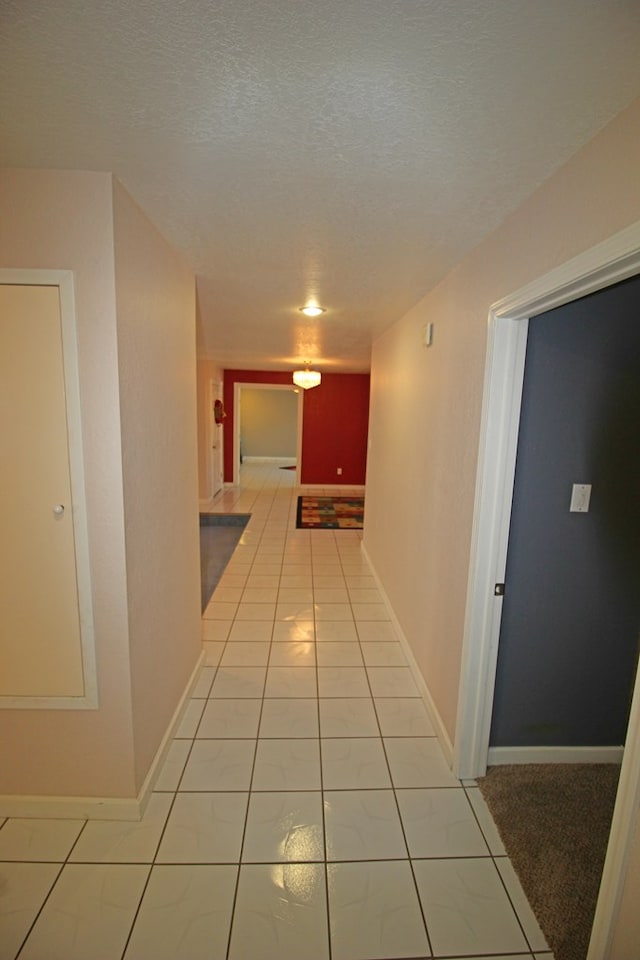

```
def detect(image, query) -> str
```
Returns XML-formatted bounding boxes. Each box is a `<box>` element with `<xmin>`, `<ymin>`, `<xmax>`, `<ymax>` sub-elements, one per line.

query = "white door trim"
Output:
<box><xmin>208</xmin><ymin>378</ymin><xmax>223</xmax><ymax>498</ymax></box>
<box><xmin>0</xmin><ymin>268</ymin><xmax>97</xmax><ymax>709</ymax></box>
<box><xmin>233</xmin><ymin>382</ymin><xmax>303</xmax><ymax>485</ymax></box>
<box><xmin>588</xmin><ymin>656</ymin><xmax>640</xmax><ymax>959</ymax></box>
<box><xmin>454</xmin><ymin>221</ymin><xmax>640</xmax><ymax>957</ymax></box>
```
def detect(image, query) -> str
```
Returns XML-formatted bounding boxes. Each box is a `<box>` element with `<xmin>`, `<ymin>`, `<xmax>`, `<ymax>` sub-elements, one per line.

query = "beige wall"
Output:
<box><xmin>365</xmin><ymin>97</ymin><xmax>640</xmax><ymax>744</ymax></box>
<box><xmin>113</xmin><ymin>180</ymin><xmax>201</xmax><ymax>792</ymax></box>
<box><xmin>0</xmin><ymin>169</ymin><xmax>135</xmax><ymax>797</ymax></box>
<box><xmin>364</xmin><ymin>97</ymin><xmax>640</xmax><ymax>949</ymax></box>
<box><xmin>0</xmin><ymin>170</ymin><xmax>201</xmax><ymax>801</ymax></box>
<box><xmin>241</xmin><ymin>387</ymin><xmax>298</xmax><ymax>458</ymax></box>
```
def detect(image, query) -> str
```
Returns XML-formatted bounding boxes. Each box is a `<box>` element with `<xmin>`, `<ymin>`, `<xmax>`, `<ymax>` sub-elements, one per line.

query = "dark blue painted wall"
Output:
<box><xmin>490</xmin><ymin>275</ymin><xmax>640</xmax><ymax>748</ymax></box>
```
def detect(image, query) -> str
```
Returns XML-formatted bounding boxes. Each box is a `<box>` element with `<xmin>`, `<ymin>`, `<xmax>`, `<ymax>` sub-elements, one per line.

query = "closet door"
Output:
<box><xmin>0</xmin><ymin>283</ymin><xmax>84</xmax><ymax>698</ymax></box>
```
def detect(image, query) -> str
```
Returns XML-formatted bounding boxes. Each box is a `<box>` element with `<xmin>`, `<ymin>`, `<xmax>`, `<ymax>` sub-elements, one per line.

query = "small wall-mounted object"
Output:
<box><xmin>214</xmin><ymin>399</ymin><xmax>226</xmax><ymax>424</ymax></box>
<box><xmin>570</xmin><ymin>483</ymin><xmax>592</xmax><ymax>513</ymax></box>
<box><xmin>422</xmin><ymin>322</ymin><xmax>434</xmax><ymax>347</ymax></box>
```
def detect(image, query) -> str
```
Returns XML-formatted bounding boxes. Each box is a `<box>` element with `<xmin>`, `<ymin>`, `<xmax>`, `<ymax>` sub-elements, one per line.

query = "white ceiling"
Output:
<box><xmin>2</xmin><ymin>1</ymin><xmax>639</xmax><ymax>372</ymax></box>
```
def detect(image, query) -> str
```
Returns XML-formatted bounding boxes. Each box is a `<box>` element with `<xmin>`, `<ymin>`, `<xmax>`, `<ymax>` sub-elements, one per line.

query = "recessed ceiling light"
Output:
<box><xmin>299</xmin><ymin>305</ymin><xmax>326</xmax><ymax>318</ymax></box>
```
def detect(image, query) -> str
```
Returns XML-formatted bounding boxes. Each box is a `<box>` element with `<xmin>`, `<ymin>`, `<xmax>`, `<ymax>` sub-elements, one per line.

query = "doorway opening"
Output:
<box><xmin>233</xmin><ymin>382</ymin><xmax>303</xmax><ymax>486</ymax></box>
<box><xmin>456</xmin><ymin>221</ymin><xmax>640</xmax><ymax>957</ymax></box>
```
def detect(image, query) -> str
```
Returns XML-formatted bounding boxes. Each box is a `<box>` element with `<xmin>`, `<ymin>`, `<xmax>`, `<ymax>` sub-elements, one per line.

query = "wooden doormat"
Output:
<box><xmin>296</xmin><ymin>495</ymin><xmax>364</xmax><ymax>529</ymax></box>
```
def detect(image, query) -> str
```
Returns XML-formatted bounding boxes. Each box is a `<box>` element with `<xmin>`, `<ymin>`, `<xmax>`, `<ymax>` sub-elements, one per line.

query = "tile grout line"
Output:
<box><xmin>13</xmin><ymin>862</ymin><xmax>65</xmax><ymax>960</ymax></box>
<box><xmin>354</xmin><ymin>568</ymin><xmax>436</xmax><ymax>960</ymax></box>
<box><xmin>346</xmin><ymin>521</ymin><xmax>442</xmax><ymax>959</ymax></box>
<box><xmin>314</xmin><ymin>528</ymin><xmax>334</xmax><ymax>960</ymax></box>
<box><xmin>223</xmin><ymin>495</ymin><xmax>280</xmax><ymax>960</ymax></box>
<box><xmin>10</xmin><ymin>470</ymin><xmax>537</xmax><ymax>960</ymax></box>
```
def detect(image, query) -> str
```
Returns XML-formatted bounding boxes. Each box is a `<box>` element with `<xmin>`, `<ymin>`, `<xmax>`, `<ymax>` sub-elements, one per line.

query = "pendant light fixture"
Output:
<box><xmin>292</xmin><ymin>362</ymin><xmax>321</xmax><ymax>390</ymax></box>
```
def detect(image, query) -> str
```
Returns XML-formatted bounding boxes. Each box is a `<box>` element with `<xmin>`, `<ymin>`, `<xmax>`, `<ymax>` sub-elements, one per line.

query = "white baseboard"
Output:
<box><xmin>360</xmin><ymin>543</ymin><xmax>454</xmax><ymax>767</ymax></box>
<box><xmin>135</xmin><ymin>648</ymin><xmax>205</xmax><ymax>815</ymax></box>
<box><xmin>299</xmin><ymin>483</ymin><xmax>365</xmax><ymax>491</ymax></box>
<box><xmin>488</xmin><ymin>745</ymin><xmax>624</xmax><ymax>766</ymax></box>
<box><xmin>242</xmin><ymin>456</ymin><xmax>294</xmax><ymax>463</ymax></box>
<box><xmin>0</xmin><ymin>649</ymin><xmax>205</xmax><ymax>821</ymax></box>
<box><xmin>0</xmin><ymin>794</ymin><xmax>145</xmax><ymax>821</ymax></box>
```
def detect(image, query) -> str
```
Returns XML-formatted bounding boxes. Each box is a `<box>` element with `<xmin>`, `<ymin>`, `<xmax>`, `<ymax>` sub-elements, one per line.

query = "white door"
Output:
<box><xmin>0</xmin><ymin>284</ymin><xmax>85</xmax><ymax>698</ymax></box>
<box><xmin>210</xmin><ymin>379</ymin><xmax>224</xmax><ymax>497</ymax></box>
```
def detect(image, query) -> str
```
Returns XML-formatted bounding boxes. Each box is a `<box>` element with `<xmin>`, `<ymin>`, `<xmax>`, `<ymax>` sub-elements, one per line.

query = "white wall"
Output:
<box><xmin>0</xmin><ymin>170</ymin><xmax>201</xmax><ymax>802</ymax></box>
<box><xmin>113</xmin><ymin>180</ymin><xmax>201</xmax><ymax>792</ymax></box>
<box><xmin>0</xmin><ymin>169</ymin><xmax>135</xmax><ymax>798</ymax></box>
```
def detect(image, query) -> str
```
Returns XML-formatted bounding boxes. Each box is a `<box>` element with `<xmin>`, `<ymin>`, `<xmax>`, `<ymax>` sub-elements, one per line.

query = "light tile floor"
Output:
<box><xmin>0</xmin><ymin>463</ymin><xmax>554</xmax><ymax>959</ymax></box>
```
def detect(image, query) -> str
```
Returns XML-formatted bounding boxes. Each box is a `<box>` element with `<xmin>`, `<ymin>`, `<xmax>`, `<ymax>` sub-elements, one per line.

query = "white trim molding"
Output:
<box><xmin>488</xmin><ymin>746</ymin><xmax>625</xmax><ymax>766</ymax></box>
<box><xmin>0</xmin><ymin>269</ymin><xmax>98</xmax><ymax>710</ymax></box>
<box><xmin>242</xmin><ymin>456</ymin><xmax>295</xmax><ymax>463</ymax></box>
<box><xmin>360</xmin><ymin>542</ymin><xmax>454</xmax><ymax>766</ymax></box>
<box><xmin>299</xmin><ymin>483</ymin><xmax>366</xmax><ymax>491</ymax></box>
<box><xmin>233</xmin><ymin>381</ymin><xmax>303</xmax><ymax>486</ymax></box>
<box><xmin>588</xmin><ymin>655</ymin><xmax>640</xmax><ymax>959</ymax></box>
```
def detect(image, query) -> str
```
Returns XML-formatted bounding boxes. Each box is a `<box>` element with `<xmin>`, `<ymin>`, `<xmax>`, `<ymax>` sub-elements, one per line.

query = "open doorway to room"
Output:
<box><xmin>478</xmin><ymin>274</ymin><xmax>639</xmax><ymax>959</ymax></box>
<box><xmin>490</xmin><ymin>274</ymin><xmax>640</xmax><ymax>760</ymax></box>
<box><xmin>233</xmin><ymin>382</ymin><xmax>303</xmax><ymax>485</ymax></box>
<box><xmin>457</xmin><ymin>222</ymin><xmax>640</xmax><ymax>958</ymax></box>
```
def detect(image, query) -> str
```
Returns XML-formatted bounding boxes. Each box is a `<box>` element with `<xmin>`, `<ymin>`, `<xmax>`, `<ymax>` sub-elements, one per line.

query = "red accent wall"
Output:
<box><xmin>300</xmin><ymin>373</ymin><xmax>370</xmax><ymax>484</ymax></box>
<box><xmin>223</xmin><ymin>370</ymin><xmax>370</xmax><ymax>485</ymax></box>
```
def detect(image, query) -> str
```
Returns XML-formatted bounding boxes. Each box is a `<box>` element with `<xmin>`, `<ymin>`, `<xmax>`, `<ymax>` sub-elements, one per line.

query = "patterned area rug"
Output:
<box><xmin>296</xmin><ymin>495</ymin><xmax>364</xmax><ymax>529</ymax></box>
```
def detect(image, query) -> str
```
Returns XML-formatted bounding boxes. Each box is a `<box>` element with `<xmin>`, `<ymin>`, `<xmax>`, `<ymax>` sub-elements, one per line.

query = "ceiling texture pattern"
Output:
<box><xmin>2</xmin><ymin>0</ymin><xmax>639</xmax><ymax>371</ymax></box>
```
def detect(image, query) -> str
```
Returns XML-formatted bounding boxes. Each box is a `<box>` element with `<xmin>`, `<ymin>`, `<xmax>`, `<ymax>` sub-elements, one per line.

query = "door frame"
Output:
<box><xmin>0</xmin><ymin>269</ymin><xmax>97</xmax><ymax>709</ymax></box>
<box><xmin>233</xmin><ymin>381</ymin><xmax>303</xmax><ymax>485</ymax></box>
<box><xmin>208</xmin><ymin>378</ymin><xmax>223</xmax><ymax>498</ymax></box>
<box><xmin>454</xmin><ymin>221</ymin><xmax>640</xmax><ymax>956</ymax></box>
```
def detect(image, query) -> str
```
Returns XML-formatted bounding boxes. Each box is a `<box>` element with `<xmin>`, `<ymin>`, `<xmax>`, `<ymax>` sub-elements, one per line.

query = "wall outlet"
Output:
<box><xmin>337</xmin><ymin>467</ymin><xmax>342</xmax><ymax>475</ymax></box>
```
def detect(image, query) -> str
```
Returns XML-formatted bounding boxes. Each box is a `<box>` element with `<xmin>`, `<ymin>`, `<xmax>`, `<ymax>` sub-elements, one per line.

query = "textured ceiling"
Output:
<box><xmin>2</xmin><ymin>1</ymin><xmax>639</xmax><ymax>371</ymax></box>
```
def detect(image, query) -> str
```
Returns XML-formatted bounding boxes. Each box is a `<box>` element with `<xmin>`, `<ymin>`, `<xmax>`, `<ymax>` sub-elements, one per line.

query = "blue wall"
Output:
<box><xmin>490</xmin><ymin>275</ymin><xmax>640</xmax><ymax>748</ymax></box>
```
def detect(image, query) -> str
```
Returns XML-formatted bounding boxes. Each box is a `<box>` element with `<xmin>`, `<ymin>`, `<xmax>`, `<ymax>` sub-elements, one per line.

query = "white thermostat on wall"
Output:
<box><xmin>570</xmin><ymin>483</ymin><xmax>592</xmax><ymax>513</ymax></box>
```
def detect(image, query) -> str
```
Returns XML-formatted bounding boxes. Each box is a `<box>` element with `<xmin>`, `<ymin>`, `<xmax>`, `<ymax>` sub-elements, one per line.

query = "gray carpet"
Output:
<box><xmin>478</xmin><ymin>763</ymin><xmax>620</xmax><ymax>960</ymax></box>
<box><xmin>199</xmin><ymin>514</ymin><xmax>249</xmax><ymax>611</ymax></box>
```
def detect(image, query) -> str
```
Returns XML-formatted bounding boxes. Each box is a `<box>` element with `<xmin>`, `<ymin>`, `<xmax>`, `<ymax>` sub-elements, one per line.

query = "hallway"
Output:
<box><xmin>0</xmin><ymin>463</ymin><xmax>551</xmax><ymax>959</ymax></box>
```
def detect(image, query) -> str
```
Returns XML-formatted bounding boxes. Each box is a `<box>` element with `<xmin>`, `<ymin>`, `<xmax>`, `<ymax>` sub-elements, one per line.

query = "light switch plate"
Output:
<box><xmin>570</xmin><ymin>483</ymin><xmax>592</xmax><ymax>513</ymax></box>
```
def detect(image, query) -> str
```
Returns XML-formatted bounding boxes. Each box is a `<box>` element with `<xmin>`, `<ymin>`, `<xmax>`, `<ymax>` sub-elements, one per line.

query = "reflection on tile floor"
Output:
<box><xmin>0</xmin><ymin>463</ymin><xmax>553</xmax><ymax>959</ymax></box>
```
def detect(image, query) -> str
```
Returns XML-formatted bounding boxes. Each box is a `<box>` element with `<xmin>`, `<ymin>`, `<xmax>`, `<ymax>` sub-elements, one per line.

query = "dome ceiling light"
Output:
<box><xmin>299</xmin><ymin>305</ymin><xmax>326</xmax><ymax>318</ymax></box>
<box><xmin>292</xmin><ymin>362</ymin><xmax>322</xmax><ymax>390</ymax></box>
